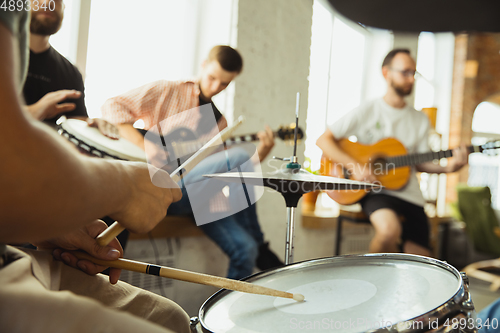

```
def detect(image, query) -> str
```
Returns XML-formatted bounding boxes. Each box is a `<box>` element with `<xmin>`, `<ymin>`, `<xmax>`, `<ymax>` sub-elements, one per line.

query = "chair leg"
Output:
<box><xmin>335</xmin><ymin>216</ymin><xmax>343</xmax><ymax>256</ymax></box>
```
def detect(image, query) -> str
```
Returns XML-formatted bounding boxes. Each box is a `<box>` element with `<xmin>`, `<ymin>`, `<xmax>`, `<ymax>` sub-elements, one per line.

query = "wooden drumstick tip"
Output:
<box><xmin>293</xmin><ymin>293</ymin><xmax>305</xmax><ymax>302</ymax></box>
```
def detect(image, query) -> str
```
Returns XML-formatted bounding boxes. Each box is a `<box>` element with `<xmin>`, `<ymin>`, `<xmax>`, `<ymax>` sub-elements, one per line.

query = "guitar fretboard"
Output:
<box><xmin>172</xmin><ymin>132</ymin><xmax>278</xmax><ymax>157</ymax></box>
<box><xmin>385</xmin><ymin>145</ymin><xmax>479</xmax><ymax>168</ymax></box>
<box><xmin>225</xmin><ymin>133</ymin><xmax>260</xmax><ymax>145</ymax></box>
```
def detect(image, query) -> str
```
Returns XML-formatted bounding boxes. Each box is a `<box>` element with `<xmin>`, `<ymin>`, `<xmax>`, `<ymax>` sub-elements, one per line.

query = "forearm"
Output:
<box><xmin>316</xmin><ymin>130</ymin><xmax>358</xmax><ymax>166</ymax></box>
<box><xmin>117</xmin><ymin>123</ymin><xmax>145</xmax><ymax>149</ymax></box>
<box><xmin>24</xmin><ymin>103</ymin><xmax>43</xmax><ymax>120</ymax></box>
<box><xmin>257</xmin><ymin>144</ymin><xmax>272</xmax><ymax>162</ymax></box>
<box><xmin>416</xmin><ymin>161</ymin><xmax>451</xmax><ymax>174</ymax></box>
<box><xmin>0</xmin><ymin>19</ymin><xmax>129</xmax><ymax>243</ymax></box>
<box><xmin>0</xmin><ymin>117</ymin><xmax>130</xmax><ymax>243</ymax></box>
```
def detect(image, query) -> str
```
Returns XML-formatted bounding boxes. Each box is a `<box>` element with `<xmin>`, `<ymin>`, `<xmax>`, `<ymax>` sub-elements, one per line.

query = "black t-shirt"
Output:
<box><xmin>23</xmin><ymin>46</ymin><xmax>87</xmax><ymax>126</ymax></box>
<box><xmin>197</xmin><ymin>96</ymin><xmax>223</xmax><ymax>135</ymax></box>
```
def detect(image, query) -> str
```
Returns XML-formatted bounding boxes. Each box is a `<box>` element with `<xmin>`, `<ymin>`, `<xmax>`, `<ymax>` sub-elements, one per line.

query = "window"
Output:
<box><xmin>305</xmin><ymin>0</ymin><xmax>372</xmax><ymax>213</ymax></box>
<box><xmin>413</xmin><ymin>32</ymin><xmax>456</xmax><ymax>215</ymax></box>
<box><xmin>84</xmin><ymin>0</ymin><xmax>236</xmax><ymax>119</ymax></box>
<box><xmin>469</xmin><ymin>100</ymin><xmax>500</xmax><ymax>209</ymax></box>
<box><xmin>414</xmin><ymin>32</ymin><xmax>436</xmax><ymax>112</ymax></box>
<box><xmin>305</xmin><ymin>0</ymin><xmax>368</xmax><ymax>174</ymax></box>
<box><xmin>49</xmin><ymin>0</ymin><xmax>80</xmax><ymax>63</ymax></box>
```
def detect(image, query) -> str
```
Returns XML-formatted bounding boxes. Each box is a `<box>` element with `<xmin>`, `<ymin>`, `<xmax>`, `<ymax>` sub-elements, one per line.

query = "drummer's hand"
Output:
<box><xmin>26</xmin><ymin>90</ymin><xmax>81</xmax><ymax>120</ymax></box>
<box><xmin>87</xmin><ymin>118</ymin><xmax>120</xmax><ymax>140</ymax></box>
<box><xmin>110</xmin><ymin>162</ymin><xmax>182</xmax><ymax>234</ymax></box>
<box><xmin>32</xmin><ymin>220</ymin><xmax>123</xmax><ymax>284</ymax></box>
<box><xmin>256</xmin><ymin>125</ymin><xmax>275</xmax><ymax>161</ymax></box>
<box><xmin>350</xmin><ymin>164</ymin><xmax>378</xmax><ymax>183</ymax></box>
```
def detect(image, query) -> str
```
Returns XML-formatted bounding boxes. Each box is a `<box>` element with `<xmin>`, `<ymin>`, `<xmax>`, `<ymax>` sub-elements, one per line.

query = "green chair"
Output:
<box><xmin>454</xmin><ymin>185</ymin><xmax>500</xmax><ymax>291</ymax></box>
<box><xmin>454</xmin><ymin>185</ymin><xmax>500</xmax><ymax>257</ymax></box>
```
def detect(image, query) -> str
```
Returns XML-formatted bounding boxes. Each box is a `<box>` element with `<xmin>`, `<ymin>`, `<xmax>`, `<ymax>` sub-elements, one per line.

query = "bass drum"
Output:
<box><xmin>194</xmin><ymin>254</ymin><xmax>477</xmax><ymax>333</ymax></box>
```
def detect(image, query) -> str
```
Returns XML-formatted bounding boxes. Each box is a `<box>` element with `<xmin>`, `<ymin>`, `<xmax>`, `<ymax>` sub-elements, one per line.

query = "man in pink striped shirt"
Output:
<box><xmin>102</xmin><ymin>45</ymin><xmax>282</xmax><ymax>279</ymax></box>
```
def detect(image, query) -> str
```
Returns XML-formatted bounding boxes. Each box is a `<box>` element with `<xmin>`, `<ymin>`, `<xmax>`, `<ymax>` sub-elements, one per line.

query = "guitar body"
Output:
<box><xmin>322</xmin><ymin>137</ymin><xmax>411</xmax><ymax>205</ymax></box>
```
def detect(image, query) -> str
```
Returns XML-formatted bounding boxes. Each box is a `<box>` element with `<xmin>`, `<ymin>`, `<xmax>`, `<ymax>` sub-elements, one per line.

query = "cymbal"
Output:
<box><xmin>203</xmin><ymin>168</ymin><xmax>381</xmax><ymax>193</ymax></box>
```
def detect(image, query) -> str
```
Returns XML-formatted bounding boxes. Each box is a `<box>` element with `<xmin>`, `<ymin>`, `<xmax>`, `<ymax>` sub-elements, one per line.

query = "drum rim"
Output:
<box><xmin>198</xmin><ymin>253</ymin><xmax>466</xmax><ymax>333</ymax></box>
<box><xmin>59</xmin><ymin>119</ymin><xmax>147</xmax><ymax>162</ymax></box>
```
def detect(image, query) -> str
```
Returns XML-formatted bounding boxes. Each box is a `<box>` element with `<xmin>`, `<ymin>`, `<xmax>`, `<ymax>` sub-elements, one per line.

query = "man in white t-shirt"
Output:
<box><xmin>317</xmin><ymin>49</ymin><xmax>468</xmax><ymax>256</ymax></box>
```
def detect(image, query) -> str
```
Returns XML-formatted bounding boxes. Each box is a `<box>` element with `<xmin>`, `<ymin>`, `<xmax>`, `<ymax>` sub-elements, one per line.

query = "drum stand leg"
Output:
<box><xmin>281</xmin><ymin>192</ymin><xmax>302</xmax><ymax>265</ymax></box>
<box><xmin>285</xmin><ymin>207</ymin><xmax>296</xmax><ymax>265</ymax></box>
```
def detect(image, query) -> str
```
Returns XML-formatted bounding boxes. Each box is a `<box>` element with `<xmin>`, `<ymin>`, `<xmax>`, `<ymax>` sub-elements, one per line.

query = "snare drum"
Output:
<box><xmin>58</xmin><ymin>119</ymin><xmax>146</xmax><ymax>162</ymax></box>
<box><xmin>195</xmin><ymin>254</ymin><xmax>477</xmax><ymax>333</ymax></box>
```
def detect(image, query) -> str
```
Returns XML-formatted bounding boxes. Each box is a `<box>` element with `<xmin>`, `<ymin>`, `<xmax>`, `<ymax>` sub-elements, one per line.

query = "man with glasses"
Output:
<box><xmin>317</xmin><ymin>49</ymin><xmax>468</xmax><ymax>257</ymax></box>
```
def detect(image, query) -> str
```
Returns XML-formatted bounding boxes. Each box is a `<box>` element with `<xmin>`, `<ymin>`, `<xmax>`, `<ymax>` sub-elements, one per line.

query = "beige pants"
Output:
<box><xmin>0</xmin><ymin>246</ymin><xmax>190</xmax><ymax>333</ymax></box>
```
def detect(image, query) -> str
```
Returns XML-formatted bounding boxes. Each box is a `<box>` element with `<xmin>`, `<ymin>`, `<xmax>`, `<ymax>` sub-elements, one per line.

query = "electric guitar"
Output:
<box><xmin>139</xmin><ymin>124</ymin><xmax>304</xmax><ymax>170</ymax></box>
<box><xmin>322</xmin><ymin>137</ymin><xmax>500</xmax><ymax>205</ymax></box>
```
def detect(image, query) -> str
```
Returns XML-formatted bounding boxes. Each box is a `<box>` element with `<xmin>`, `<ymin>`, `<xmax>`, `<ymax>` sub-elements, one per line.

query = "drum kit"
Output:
<box><xmin>196</xmin><ymin>255</ymin><xmax>476</xmax><ymax>333</ymax></box>
<box><xmin>51</xmin><ymin>1</ymin><xmax>499</xmax><ymax>329</ymax></box>
<box><xmin>57</xmin><ymin>91</ymin><xmax>479</xmax><ymax>332</ymax></box>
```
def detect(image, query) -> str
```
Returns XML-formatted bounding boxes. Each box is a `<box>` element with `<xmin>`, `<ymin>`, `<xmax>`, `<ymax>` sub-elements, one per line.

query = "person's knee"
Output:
<box><xmin>377</xmin><ymin>224</ymin><xmax>401</xmax><ymax>241</ymax></box>
<box><xmin>133</xmin><ymin>291</ymin><xmax>191</xmax><ymax>333</ymax></box>
<box><xmin>232</xmin><ymin>238</ymin><xmax>258</xmax><ymax>267</ymax></box>
<box><xmin>159</xmin><ymin>300</ymin><xmax>191</xmax><ymax>333</ymax></box>
<box><xmin>370</xmin><ymin>211</ymin><xmax>401</xmax><ymax>242</ymax></box>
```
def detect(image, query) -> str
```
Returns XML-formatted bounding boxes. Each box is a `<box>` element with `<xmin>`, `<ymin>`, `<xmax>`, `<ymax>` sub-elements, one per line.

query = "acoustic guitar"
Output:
<box><xmin>322</xmin><ymin>137</ymin><xmax>500</xmax><ymax>205</ymax></box>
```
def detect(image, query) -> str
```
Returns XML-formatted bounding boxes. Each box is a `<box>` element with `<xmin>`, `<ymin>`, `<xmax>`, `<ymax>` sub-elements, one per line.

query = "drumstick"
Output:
<box><xmin>71</xmin><ymin>251</ymin><xmax>305</xmax><ymax>302</ymax></box>
<box><xmin>96</xmin><ymin>117</ymin><xmax>246</xmax><ymax>247</ymax></box>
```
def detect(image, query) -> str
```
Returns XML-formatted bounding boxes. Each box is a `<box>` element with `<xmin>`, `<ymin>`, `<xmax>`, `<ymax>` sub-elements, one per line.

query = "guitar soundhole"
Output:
<box><xmin>372</xmin><ymin>157</ymin><xmax>388</xmax><ymax>176</ymax></box>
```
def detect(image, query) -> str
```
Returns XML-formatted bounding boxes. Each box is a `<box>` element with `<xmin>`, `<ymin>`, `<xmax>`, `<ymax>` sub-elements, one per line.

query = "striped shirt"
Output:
<box><xmin>101</xmin><ymin>79</ymin><xmax>229</xmax><ymax>212</ymax></box>
<box><xmin>101</xmin><ymin>79</ymin><xmax>227</xmax><ymax>136</ymax></box>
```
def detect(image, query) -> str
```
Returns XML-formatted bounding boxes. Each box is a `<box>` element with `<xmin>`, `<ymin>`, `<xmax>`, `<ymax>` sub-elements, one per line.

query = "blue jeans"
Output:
<box><xmin>478</xmin><ymin>298</ymin><xmax>500</xmax><ymax>332</ymax></box>
<box><xmin>167</xmin><ymin>147</ymin><xmax>264</xmax><ymax>280</ymax></box>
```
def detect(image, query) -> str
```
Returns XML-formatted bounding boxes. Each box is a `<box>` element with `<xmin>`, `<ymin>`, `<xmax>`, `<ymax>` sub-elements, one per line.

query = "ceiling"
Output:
<box><xmin>326</xmin><ymin>0</ymin><xmax>500</xmax><ymax>33</ymax></box>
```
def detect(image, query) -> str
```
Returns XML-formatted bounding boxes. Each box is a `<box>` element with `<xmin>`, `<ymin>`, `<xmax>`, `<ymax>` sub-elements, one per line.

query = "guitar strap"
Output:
<box><xmin>197</xmin><ymin>97</ymin><xmax>223</xmax><ymax>135</ymax></box>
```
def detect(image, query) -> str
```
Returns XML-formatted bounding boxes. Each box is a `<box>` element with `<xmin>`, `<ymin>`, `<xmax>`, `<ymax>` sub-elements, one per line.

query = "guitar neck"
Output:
<box><xmin>224</xmin><ymin>131</ymin><xmax>277</xmax><ymax>145</ymax></box>
<box><xmin>173</xmin><ymin>131</ymin><xmax>278</xmax><ymax>156</ymax></box>
<box><xmin>387</xmin><ymin>145</ymin><xmax>480</xmax><ymax>168</ymax></box>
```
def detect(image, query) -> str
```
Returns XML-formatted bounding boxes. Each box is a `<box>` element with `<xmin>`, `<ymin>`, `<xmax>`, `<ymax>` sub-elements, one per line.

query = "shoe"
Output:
<box><xmin>256</xmin><ymin>242</ymin><xmax>284</xmax><ymax>270</ymax></box>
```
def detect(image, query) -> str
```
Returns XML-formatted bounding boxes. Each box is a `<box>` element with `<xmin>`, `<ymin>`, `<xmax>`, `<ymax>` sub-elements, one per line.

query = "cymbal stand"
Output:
<box><xmin>273</xmin><ymin>93</ymin><xmax>303</xmax><ymax>265</ymax></box>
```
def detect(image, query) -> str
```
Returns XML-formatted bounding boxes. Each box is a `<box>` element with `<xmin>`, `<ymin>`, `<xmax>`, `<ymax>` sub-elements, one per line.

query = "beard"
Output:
<box><xmin>391</xmin><ymin>81</ymin><xmax>413</xmax><ymax>97</ymax></box>
<box><xmin>30</xmin><ymin>11</ymin><xmax>62</xmax><ymax>36</ymax></box>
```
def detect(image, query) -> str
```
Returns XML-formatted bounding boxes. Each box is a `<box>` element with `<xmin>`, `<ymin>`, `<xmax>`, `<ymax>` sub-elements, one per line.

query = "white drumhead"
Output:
<box><xmin>60</xmin><ymin>119</ymin><xmax>146</xmax><ymax>162</ymax></box>
<box><xmin>201</xmin><ymin>255</ymin><xmax>462</xmax><ymax>333</ymax></box>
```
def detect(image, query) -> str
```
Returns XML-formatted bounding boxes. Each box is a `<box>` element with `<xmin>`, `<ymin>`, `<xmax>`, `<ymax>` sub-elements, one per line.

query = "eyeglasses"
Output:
<box><xmin>389</xmin><ymin>68</ymin><xmax>419</xmax><ymax>78</ymax></box>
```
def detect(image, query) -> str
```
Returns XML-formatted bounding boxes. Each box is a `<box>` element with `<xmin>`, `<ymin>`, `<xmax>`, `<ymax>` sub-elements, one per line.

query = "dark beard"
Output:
<box><xmin>392</xmin><ymin>83</ymin><xmax>413</xmax><ymax>97</ymax></box>
<box><xmin>30</xmin><ymin>13</ymin><xmax>62</xmax><ymax>36</ymax></box>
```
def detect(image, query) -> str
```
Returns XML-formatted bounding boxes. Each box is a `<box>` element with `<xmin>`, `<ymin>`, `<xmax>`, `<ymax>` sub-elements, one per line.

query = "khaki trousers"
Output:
<box><xmin>0</xmin><ymin>246</ymin><xmax>190</xmax><ymax>333</ymax></box>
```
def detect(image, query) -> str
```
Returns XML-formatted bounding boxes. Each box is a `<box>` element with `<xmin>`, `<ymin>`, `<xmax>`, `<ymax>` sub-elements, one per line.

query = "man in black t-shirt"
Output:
<box><xmin>23</xmin><ymin>42</ymin><xmax>87</xmax><ymax>125</ymax></box>
<box><xmin>23</xmin><ymin>0</ymin><xmax>117</xmax><ymax>137</ymax></box>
